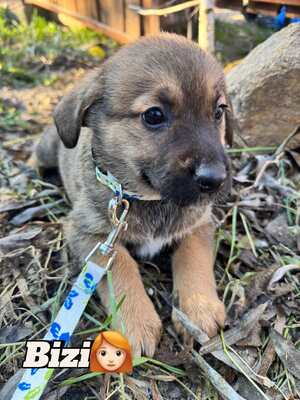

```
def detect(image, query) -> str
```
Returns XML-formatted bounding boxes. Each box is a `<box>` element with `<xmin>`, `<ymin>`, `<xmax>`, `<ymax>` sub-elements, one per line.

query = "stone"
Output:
<box><xmin>226</xmin><ymin>23</ymin><xmax>300</xmax><ymax>146</ymax></box>
<box><xmin>265</xmin><ymin>213</ymin><xmax>296</xmax><ymax>249</ymax></box>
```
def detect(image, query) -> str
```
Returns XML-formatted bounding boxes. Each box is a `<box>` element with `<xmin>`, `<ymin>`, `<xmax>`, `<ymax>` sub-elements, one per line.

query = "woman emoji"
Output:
<box><xmin>90</xmin><ymin>331</ymin><xmax>133</xmax><ymax>373</ymax></box>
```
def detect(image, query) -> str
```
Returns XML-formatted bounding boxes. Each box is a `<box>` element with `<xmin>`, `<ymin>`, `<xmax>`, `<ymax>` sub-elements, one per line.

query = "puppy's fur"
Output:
<box><xmin>35</xmin><ymin>34</ymin><xmax>233</xmax><ymax>356</ymax></box>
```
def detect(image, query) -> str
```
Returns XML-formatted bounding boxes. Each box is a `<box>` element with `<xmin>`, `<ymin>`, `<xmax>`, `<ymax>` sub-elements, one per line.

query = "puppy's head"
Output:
<box><xmin>54</xmin><ymin>34</ymin><xmax>233</xmax><ymax>206</ymax></box>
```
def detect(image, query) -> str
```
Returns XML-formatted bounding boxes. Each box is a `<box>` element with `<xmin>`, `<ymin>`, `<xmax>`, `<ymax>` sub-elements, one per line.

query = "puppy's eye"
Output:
<box><xmin>142</xmin><ymin>107</ymin><xmax>166</xmax><ymax>128</ymax></box>
<box><xmin>215</xmin><ymin>105</ymin><xmax>227</xmax><ymax>121</ymax></box>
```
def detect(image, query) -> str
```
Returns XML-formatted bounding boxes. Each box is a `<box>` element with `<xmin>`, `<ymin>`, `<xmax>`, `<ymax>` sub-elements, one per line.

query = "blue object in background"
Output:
<box><xmin>275</xmin><ymin>6</ymin><xmax>300</xmax><ymax>29</ymax></box>
<box><xmin>275</xmin><ymin>6</ymin><xmax>287</xmax><ymax>29</ymax></box>
<box><xmin>291</xmin><ymin>17</ymin><xmax>300</xmax><ymax>23</ymax></box>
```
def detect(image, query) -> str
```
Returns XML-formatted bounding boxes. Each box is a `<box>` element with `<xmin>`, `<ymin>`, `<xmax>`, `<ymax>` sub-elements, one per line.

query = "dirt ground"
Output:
<box><xmin>1</xmin><ymin>4</ymin><xmax>300</xmax><ymax>400</ymax></box>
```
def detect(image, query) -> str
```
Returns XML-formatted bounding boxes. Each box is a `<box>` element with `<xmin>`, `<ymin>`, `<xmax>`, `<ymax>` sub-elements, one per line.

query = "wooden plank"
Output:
<box><xmin>100</xmin><ymin>0</ymin><xmax>124</xmax><ymax>30</ymax></box>
<box><xmin>217</xmin><ymin>0</ymin><xmax>300</xmax><ymax>17</ymax></box>
<box><xmin>75</xmin><ymin>0</ymin><xmax>99</xmax><ymax>20</ymax></box>
<box><xmin>284</xmin><ymin>5</ymin><xmax>300</xmax><ymax>16</ymax></box>
<box><xmin>60</xmin><ymin>0</ymin><xmax>77</xmax><ymax>13</ymax></box>
<box><xmin>248</xmin><ymin>2</ymin><xmax>300</xmax><ymax>17</ymax></box>
<box><xmin>142</xmin><ymin>0</ymin><xmax>160</xmax><ymax>35</ymax></box>
<box><xmin>247</xmin><ymin>3</ymin><xmax>278</xmax><ymax>16</ymax></box>
<box><xmin>250</xmin><ymin>0</ymin><xmax>300</xmax><ymax>6</ymax></box>
<box><xmin>110</xmin><ymin>0</ymin><xmax>125</xmax><ymax>31</ymax></box>
<box><xmin>137</xmin><ymin>1</ymin><xmax>200</xmax><ymax>15</ymax></box>
<box><xmin>99</xmin><ymin>0</ymin><xmax>111</xmax><ymax>25</ymax></box>
<box><xmin>25</xmin><ymin>0</ymin><xmax>133</xmax><ymax>43</ymax></box>
<box><xmin>57</xmin><ymin>0</ymin><xmax>99</xmax><ymax>28</ymax></box>
<box><xmin>198</xmin><ymin>0</ymin><xmax>215</xmax><ymax>53</ymax></box>
<box><xmin>125</xmin><ymin>0</ymin><xmax>141</xmax><ymax>39</ymax></box>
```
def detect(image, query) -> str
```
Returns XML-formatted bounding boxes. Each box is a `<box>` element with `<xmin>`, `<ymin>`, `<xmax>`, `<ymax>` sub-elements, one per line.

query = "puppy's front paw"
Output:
<box><xmin>120</xmin><ymin>299</ymin><xmax>162</xmax><ymax>357</ymax></box>
<box><xmin>172</xmin><ymin>293</ymin><xmax>226</xmax><ymax>339</ymax></box>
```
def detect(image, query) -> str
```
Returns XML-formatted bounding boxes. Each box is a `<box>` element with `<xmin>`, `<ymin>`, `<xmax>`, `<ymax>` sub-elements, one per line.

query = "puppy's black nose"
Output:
<box><xmin>194</xmin><ymin>164</ymin><xmax>227</xmax><ymax>192</ymax></box>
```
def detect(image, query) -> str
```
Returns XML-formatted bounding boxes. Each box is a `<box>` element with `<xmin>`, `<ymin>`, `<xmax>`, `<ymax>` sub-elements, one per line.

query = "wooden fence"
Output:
<box><xmin>24</xmin><ymin>0</ymin><xmax>161</xmax><ymax>44</ymax></box>
<box><xmin>24</xmin><ymin>0</ymin><xmax>300</xmax><ymax>48</ymax></box>
<box><xmin>24</xmin><ymin>1</ymin><xmax>215</xmax><ymax>51</ymax></box>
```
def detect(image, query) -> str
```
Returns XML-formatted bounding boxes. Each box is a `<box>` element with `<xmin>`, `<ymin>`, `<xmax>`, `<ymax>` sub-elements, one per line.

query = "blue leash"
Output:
<box><xmin>12</xmin><ymin>167</ymin><xmax>131</xmax><ymax>400</ymax></box>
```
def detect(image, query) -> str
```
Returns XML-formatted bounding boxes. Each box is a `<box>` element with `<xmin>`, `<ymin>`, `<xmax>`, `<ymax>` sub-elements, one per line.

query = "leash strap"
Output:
<box><xmin>11</xmin><ymin>260</ymin><xmax>107</xmax><ymax>400</ymax></box>
<box><xmin>93</xmin><ymin>149</ymin><xmax>161</xmax><ymax>201</ymax></box>
<box><xmin>92</xmin><ymin>148</ymin><xmax>141</xmax><ymax>201</ymax></box>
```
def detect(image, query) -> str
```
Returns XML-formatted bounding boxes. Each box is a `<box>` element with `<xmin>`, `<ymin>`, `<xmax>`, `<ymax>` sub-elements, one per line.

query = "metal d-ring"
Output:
<box><xmin>108</xmin><ymin>197</ymin><xmax>130</xmax><ymax>227</ymax></box>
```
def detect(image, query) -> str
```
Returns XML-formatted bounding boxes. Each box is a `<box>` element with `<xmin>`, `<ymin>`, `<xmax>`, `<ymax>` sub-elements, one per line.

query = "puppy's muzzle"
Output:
<box><xmin>193</xmin><ymin>163</ymin><xmax>227</xmax><ymax>193</ymax></box>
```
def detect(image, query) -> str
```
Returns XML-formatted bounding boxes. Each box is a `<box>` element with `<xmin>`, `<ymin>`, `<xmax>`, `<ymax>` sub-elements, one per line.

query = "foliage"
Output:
<box><xmin>0</xmin><ymin>7</ymin><xmax>116</xmax><ymax>88</ymax></box>
<box><xmin>216</xmin><ymin>19</ymin><xmax>274</xmax><ymax>65</ymax></box>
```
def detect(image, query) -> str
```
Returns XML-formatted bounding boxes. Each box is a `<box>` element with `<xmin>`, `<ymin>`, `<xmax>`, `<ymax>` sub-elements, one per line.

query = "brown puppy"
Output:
<box><xmin>35</xmin><ymin>33</ymin><xmax>233</xmax><ymax>356</ymax></box>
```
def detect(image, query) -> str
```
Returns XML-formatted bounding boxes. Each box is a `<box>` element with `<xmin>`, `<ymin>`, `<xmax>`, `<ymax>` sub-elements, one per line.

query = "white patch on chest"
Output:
<box><xmin>135</xmin><ymin>205</ymin><xmax>212</xmax><ymax>259</ymax></box>
<box><xmin>136</xmin><ymin>236</ymin><xmax>171</xmax><ymax>259</ymax></box>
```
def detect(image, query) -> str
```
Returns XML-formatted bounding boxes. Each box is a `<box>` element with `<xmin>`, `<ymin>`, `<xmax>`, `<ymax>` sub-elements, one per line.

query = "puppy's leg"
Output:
<box><xmin>172</xmin><ymin>224</ymin><xmax>226</xmax><ymax>338</ymax></box>
<box><xmin>29</xmin><ymin>125</ymin><xmax>60</xmax><ymax>169</ymax></box>
<box><xmin>64</xmin><ymin>217</ymin><xmax>162</xmax><ymax>357</ymax></box>
<box><xmin>98</xmin><ymin>245</ymin><xmax>162</xmax><ymax>357</ymax></box>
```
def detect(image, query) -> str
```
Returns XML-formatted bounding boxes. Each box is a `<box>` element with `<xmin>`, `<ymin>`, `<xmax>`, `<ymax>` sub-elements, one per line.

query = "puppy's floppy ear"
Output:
<box><xmin>225</xmin><ymin>96</ymin><xmax>234</xmax><ymax>147</ymax></box>
<box><xmin>54</xmin><ymin>68</ymin><xmax>103</xmax><ymax>148</ymax></box>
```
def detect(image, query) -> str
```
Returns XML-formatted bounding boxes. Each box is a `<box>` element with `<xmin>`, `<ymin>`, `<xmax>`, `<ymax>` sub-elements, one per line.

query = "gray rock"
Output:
<box><xmin>265</xmin><ymin>213</ymin><xmax>296</xmax><ymax>249</ymax></box>
<box><xmin>227</xmin><ymin>23</ymin><xmax>300</xmax><ymax>146</ymax></box>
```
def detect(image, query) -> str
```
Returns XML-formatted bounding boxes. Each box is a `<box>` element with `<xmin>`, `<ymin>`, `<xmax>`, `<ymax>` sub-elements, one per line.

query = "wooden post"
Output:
<box><xmin>125</xmin><ymin>0</ymin><xmax>141</xmax><ymax>40</ymax></box>
<box><xmin>198</xmin><ymin>0</ymin><xmax>215</xmax><ymax>53</ymax></box>
<box><xmin>142</xmin><ymin>0</ymin><xmax>160</xmax><ymax>35</ymax></box>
